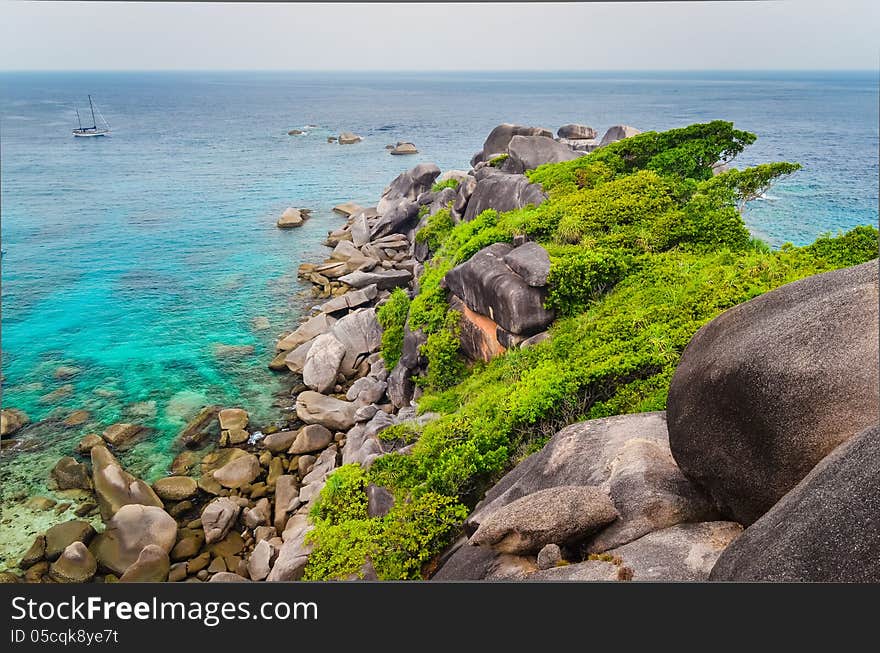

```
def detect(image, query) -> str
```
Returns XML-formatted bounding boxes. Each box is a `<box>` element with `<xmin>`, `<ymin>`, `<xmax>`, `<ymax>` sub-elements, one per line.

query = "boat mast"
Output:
<box><xmin>75</xmin><ymin>107</ymin><xmax>83</xmax><ymax>129</ymax></box>
<box><xmin>88</xmin><ymin>94</ymin><xmax>97</xmax><ymax>129</ymax></box>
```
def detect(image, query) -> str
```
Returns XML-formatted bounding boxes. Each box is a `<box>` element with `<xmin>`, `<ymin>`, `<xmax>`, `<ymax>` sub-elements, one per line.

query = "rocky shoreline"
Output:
<box><xmin>2</xmin><ymin>120</ymin><xmax>878</xmax><ymax>583</ymax></box>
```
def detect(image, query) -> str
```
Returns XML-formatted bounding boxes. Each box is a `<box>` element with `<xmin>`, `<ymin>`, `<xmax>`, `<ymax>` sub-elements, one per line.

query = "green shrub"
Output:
<box><xmin>419</xmin><ymin>311</ymin><xmax>466</xmax><ymax>391</ymax></box>
<box><xmin>431</xmin><ymin>178</ymin><xmax>461</xmax><ymax>193</ymax></box>
<box><xmin>309</xmin><ymin>464</ymin><xmax>368</xmax><ymax>525</ymax></box>
<box><xmin>415</xmin><ymin>207</ymin><xmax>455</xmax><ymax>254</ymax></box>
<box><xmin>488</xmin><ymin>153</ymin><xmax>509</xmax><ymax>168</ymax></box>
<box><xmin>376</xmin><ymin>288</ymin><xmax>411</xmax><ymax>369</ymax></box>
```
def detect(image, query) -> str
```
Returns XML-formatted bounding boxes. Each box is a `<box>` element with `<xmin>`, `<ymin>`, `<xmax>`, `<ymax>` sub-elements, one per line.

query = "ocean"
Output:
<box><xmin>0</xmin><ymin>70</ymin><xmax>877</xmax><ymax>563</ymax></box>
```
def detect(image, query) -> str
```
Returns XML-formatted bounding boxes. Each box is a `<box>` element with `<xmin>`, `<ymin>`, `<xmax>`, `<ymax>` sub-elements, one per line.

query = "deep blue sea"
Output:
<box><xmin>0</xmin><ymin>70</ymin><xmax>877</xmax><ymax>562</ymax></box>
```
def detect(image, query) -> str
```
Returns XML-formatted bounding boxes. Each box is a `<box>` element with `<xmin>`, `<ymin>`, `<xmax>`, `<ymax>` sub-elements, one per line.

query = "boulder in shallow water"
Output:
<box><xmin>667</xmin><ymin>261</ymin><xmax>880</xmax><ymax>524</ymax></box>
<box><xmin>91</xmin><ymin>445</ymin><xmax>164</xmax><ymax>520</ymax></box>
<box><xmin>152</xmin><ymin>476</ymin><xmax>198</xmax><ymax>502</ymax></box>
<box><xmin>277</xmin><ymin>207</ymin><xmax>305</xmax><ymax>228</ymax></box>
<box><xmin>45</xmin><ymin>520</ymin><xmax>96</xmax><ymax>561</ymax></box>
<box><xmin>50</xmin><ymin>456</ymin><xmax>92</xmax><ymax>490</ymax></box>
<box><xmin>710</xmin><ymin>424</ymin><xmax>880</xmax><ymax>582</ymax></box>
<box><xmin>101</xmin><ymin>423</ymin><xmax>145</xmax><ymax>448</ymax></box>
<box><xmin>338</xmin><ymin>131</ymin><xmax>362</xmax><ymax>145</ymax></box>
<box><xmin>390</xmin><ymin>141</ymin><xmax>418</xmax><ymax>155</ymax></box>
<box><xmin>76</xmin><ymin>433</ymin><xmax>105</xmax><ymax>454</ymax></box>
<box><xmin>119</xmin><ymin>544</ymin><xmax>170</xmax><ymax>582</ymax></box>
<box><xmin>90</xmin><ymin>504</ymin><xmax>177</xmax><ymax>575</ymax></box>
<box><xmin>49</xmin><ymin>542</ymin><xmax>97</xmax><ymax>583</ymax></box>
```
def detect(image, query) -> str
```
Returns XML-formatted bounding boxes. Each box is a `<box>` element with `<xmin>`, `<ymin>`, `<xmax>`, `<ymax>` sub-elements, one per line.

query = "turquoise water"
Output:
<box><xmin>1</xmin><ymin>71</ymin><xmax>877</xmax><ymax>562</ymax></box>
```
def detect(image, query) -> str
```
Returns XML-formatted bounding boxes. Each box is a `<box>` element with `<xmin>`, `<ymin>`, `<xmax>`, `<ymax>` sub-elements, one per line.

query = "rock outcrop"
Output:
<box><xmin>443</xmin><ymin>242</ymin><xmax>554</xmax><ymax>338</ymax></box>
<box><xmin>91</xmin><ymin>446</ymin><xmax>164</xmax><ymax>520</ymax></box>
<box><xmin>462</xmin><ymin>172</ymin><xmax>547</xmax><ymax>222</ymax></box>
<box><xmin>470</xmin><ymin>123</ymin><xmax>553</xmax><ymax>166</ymax></box>
<box><xmin>667</xmin><ymin>261</ymin><xmax>880</xmax><ymax>524</ymax></box>
<box><xmin>710</xmin><ymin>424</ymin><xmax>880</xmax><ymax>582</ymax></box>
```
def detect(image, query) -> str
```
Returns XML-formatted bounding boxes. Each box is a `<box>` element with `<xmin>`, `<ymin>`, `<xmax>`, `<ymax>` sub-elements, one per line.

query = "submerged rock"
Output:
<box><xmin>667</xmin><ymin>261</ymin><xmax>880</xmax><ymax>524</ymax></box>
<box><xmin>277</xmin><ymin>207</ymin><xmax>305</xmax><ymax>228</ymax></box>
<box><xmin>390</xmin><ymin>141</ymin><xmax>418</xmax><ymax>155</ymax></box>
<box><xmin>101</xmin><ymin>423</ymin><xmax>145</xmax><ymax>448</ymax></box>
<box><xmin>50</xmin><ymin>456</ymin><xmax>92</xmax><ymax>490</ymax></box>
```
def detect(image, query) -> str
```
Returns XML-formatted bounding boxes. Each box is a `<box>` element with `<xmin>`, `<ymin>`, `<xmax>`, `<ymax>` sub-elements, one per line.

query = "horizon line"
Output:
<box><xmin>0</xmin><ymin>68</ymin><xmax>877</xmax><ymax>74</ymax></box>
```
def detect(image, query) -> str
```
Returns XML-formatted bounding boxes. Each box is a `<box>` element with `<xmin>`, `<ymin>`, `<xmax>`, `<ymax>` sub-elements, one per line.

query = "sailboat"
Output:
<box><xmin>72</xmin><ymin>95</ymin><xmax>110</xmax><ymax>137</ymax></box>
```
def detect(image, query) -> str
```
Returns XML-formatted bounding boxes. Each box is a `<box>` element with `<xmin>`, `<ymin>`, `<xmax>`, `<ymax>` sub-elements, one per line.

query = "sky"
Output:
<box><xmin>0</xmin><ymin>1</ymin><xmax>877</xmax><ymax>71</ymax></box>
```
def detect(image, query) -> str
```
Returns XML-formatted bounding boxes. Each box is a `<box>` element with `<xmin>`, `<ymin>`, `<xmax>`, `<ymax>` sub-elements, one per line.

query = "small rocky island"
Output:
<box><xmin>2</xmin><ymin>120</ymin><xmax>877</xmax><ymax>584</ymax></box>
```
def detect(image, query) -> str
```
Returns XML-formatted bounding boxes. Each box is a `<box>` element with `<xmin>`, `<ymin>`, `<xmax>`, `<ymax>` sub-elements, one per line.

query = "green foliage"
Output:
<box><xmin>415</xmin><ymin>207</ymin><xmax>455</xmax><ymax>254</ymax></box>
<box><xmin>806</xmin><ymin>225</ymin><xmax>879</xmax><ymax>268</ymax></box>
<box><xmin>309</xmin><ymin>464</ymin><xmax>368</xmax><ymax>525</ymax></box>
<box><xmin>545</xmin><ymin>245</ymin><xmax>634</xmax><ymax>315</ymax></box>
<box><xmin>376</xmin><ymin>288</ymin><xmax>411</xmax><ymax>370</ymax></box>
<box><xmin>304</xmin><ymin>489</ymin><xmax>468</xmax><ymax>580</ymax></box>
<box><xmin>420</xmin><ymin>311</ymin><xmax>466</xmax><ymax>391</ymax></box>
<box><xmin>431</xmin><ymin>178</ymin><xmax>461</xmax><ymax>193</ymax></box>
<box><xmin>305</xmin><ymin>120</ymin><xmax>879</xmax><ymax>580</ymax></box>
<box><xmin>488</xmin><ymin>153</ymin><xmax>509</xmax><ymax>167</ymax></box>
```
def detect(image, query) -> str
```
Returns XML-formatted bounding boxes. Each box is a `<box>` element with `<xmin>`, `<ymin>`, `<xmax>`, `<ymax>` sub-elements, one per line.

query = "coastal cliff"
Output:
<box><xmin>3</xmin><ymin>120</ymin><xmax>878</xmax><ymax>584</ymax></box>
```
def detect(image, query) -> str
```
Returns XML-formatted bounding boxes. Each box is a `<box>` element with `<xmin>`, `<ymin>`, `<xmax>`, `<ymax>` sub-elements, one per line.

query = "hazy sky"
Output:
<box><xmin>0</xmin><ymin>1</ymin><xmax>877</xmax><ymax>71</ymax></box>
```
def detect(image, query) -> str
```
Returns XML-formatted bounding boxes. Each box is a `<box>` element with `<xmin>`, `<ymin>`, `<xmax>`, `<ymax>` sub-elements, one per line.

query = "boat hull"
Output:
<box><xmin>72</xmin><ymin>129</ymin><xmax>110</xmax><ymax>137</ymax></box>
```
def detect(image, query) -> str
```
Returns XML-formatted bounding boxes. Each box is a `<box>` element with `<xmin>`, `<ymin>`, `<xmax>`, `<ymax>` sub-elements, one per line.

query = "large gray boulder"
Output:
<box><xmin>277</xmin><ymin>313</ymin><xmax>336</xmax><ymax>352</ymax></box>
<box><xmin>330</xmin><ymin>308</ymin><xmax>383</xmax><ymax>376</ymax></box>
<box><xmin>377</xmin><ymin>163</ymin><xmax>440</xmax><ymax>215</ymax></box>
<box><xmin>212</xmin><ymin>453</ymin><xmax>260</xmax><ymax>489</ymax></box>
<box><xmin>667</xmin><ymin>261</ymin><xmax>880</xmax><ymax>524</ymax></box>
<box><xmin>462</xmin><ymin>173</ymin><xmax>547</xmax><ymax>222</ymax></box>
<box><xmin>431</xmin><ymin>538</ymin><xmax>537</xmax><ymax>581</ymax></box>
<box><xmin>470</xmin><ymin>123</ymin><xmax>553</xmax><ymax>166</ymax></box>
<box><xmin>302</xmin><ymin>333</ymin><xmax>346</xmax><ymax>393</ymax></box>
<box><xmin>443</xmin><ymin>242</ymin><xmax>554</xmax><ymax>336</ymax></box>
<box><xmin>467</xmin><ymin>412</ymin><xmax>717</xmax><ymax>553</ymax></box>
<box><xmin>370</xmin><ymin>198</ymin><xmax>420</xmax><ymax>240</ymax></box>
<box><xmin>338</xmin><ymin>269</ymin><xmax>412</xmax><ymax>291</ymax></box>
<box><xmin>606</xmin><ymin>521</ymin><xmax>742</xmax><ymax>581</ymax></box>
<box><xmin>296</xmin><ymin>391</ymin><xmax>358</xmax><ymax>431</ymax></box>
<box><xmin>502</xmin><ymin>241</ymin><xmax>551</xmax><ymax>287</ymax></box>
<box><xmin>527</xmin><ymin>560</ymin><xmax>623</xmax><ymax>582</ymax></box>
<box><xmin>710</xmin><ymin>424</ymin><xmax>880</xmax><ymax>582</ymax></box>
<box><xmin>598</xmin><ymin>124</ymin><xmax>641</xmax><ymax>147</ymax></box>
<box><xmin>500</xmin><ymin>135</ymin><xmax>580</xmax><ymax>174</ymax></box>
<box><xmin>470</xmin><ymin>486</ymin><xmax>618</xmax><ymax>554</ymax></box>
<box><xmin>557</xmin><ymin>124</ymin><xmax>597</xmax><ymax>140</ymax></box>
